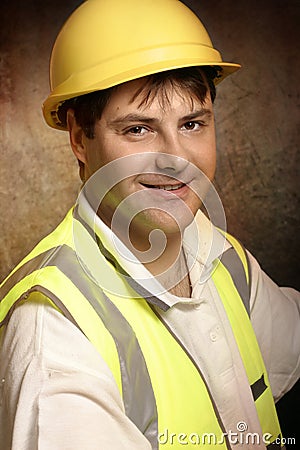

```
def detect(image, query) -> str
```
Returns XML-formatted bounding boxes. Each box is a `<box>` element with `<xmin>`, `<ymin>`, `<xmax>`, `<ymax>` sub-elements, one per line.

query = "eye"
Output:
<box><xmin>126</xmin><ymin>125</ymin><xmax>148</xmax><ymax>135</ymax></box>
<box><xmin>182</xmin><ymin>121</ymin><xmax>204</xmax><ymax>131</ymax></box>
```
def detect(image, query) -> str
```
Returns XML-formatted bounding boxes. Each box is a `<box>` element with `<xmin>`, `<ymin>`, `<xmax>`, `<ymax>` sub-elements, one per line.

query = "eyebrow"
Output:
<box><xmin>107</xmin><ymin>109</ymin><xmax>213</xmax><ymax>127</ymax></box>
<box><xmin>181</xmin><ymin>109</ymin><xmax>213</xmax><ymax>122</ymax></box>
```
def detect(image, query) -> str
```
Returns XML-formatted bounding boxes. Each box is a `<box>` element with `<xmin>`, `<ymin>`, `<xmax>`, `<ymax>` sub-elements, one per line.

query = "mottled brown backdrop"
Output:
<box><xmin>0</xmin><ymin>0</ymin><xmax>299</xmax><ymax>442</ymax></box>
<box><xmin>1</xmin><ymin>0</ymin><xmax>299</xmax><ymax>289</ymax></box>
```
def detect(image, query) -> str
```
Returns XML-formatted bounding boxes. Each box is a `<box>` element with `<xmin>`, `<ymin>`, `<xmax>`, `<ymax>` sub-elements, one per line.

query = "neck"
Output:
<box><xmin>99</xmin><ymin>210</ymin><xmax>191</xmax><ymax>297</ymax></box>
<box><xmin>131</xmin><ymin>231</ymin><xmax>191</xmax><ymax>297</ymax></box>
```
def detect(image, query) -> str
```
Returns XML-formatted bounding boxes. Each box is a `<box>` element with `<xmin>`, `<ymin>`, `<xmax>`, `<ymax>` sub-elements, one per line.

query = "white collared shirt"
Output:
<box><xmin>0</xmin><ymin>196</ymin><xmax>299</xmax><ymax>449</ymax></box>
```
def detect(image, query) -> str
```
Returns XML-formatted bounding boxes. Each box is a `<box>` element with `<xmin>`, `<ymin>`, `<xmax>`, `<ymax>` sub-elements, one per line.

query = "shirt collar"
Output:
<box><xmin>76</xmin><ymin>190</ymin><xmax>231</xmax><ymax>309</ymax></box>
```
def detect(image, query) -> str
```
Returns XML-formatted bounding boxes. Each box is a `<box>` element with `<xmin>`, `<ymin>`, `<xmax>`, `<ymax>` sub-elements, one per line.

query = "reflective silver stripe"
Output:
<box><xmin>219</xmin><ymin>247</ymin><xmax>250</xmax><ymax>315</ymax></box>
<box><xmin>97</xmin><ymin>236</ymin><xmax>169</xmax><ymax>311</ymax></box>
<box><xmin>0</xmin><ymin>248</ymin><xmax>63</xmax><ymax>327</ymax></box>
<box><xmin>50</xmin><ymin>246</ymin><xmax>158</xmax><ymax>447</ymax></box>
<box><xmin>0</xmin><ymin>244</ymin><xmax>158</xmax><ymax>448</ymax></box>
<box><xmin>250</xmin><ymin>373</ymin><xmax>268</xmax><ymax>401</ymax></box>
<box><xmin>151</xmin><ymin>305</ymin><xmax>231</xmax><ymax>450</ymax></box>
<box><xmin>1</xmin><ymin>215</ymin><xmax>252</xmax><ymax>450</ymax></box>
<box><xmin>0</xmin><ymin>247</ymin><xmax>60</xmax><ymax>301</ymax></box>
<box><xmin>74</xmin><ymin>208</ymin><xmax>169</xmax><ymax>311</ymax></box>
<box><xmin>74</xmin><ymin>208</ymin><xmax>249</xmax><ymax>313</ymax></box>
<box><xmin>1</xmin><ymin>284</ymin><xmax>82</xmax><ymax>330</ymax></box>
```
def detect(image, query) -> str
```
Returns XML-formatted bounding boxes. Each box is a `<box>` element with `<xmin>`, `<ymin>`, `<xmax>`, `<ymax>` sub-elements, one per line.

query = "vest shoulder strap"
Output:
<box><xmin>218</xmin><ymin>230</ymin><xmax>251</xmax><ymax>315</ymax></box>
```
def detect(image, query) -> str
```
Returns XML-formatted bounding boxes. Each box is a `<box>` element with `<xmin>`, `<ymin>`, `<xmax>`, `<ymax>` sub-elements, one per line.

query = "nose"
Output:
<box><xmin>155</xmin><ymin>152</ymin><xmax>189</xmax><ymax>174</ymax></box>
<box><xmin>155</xmin><ymin>132</ymin><xmax>189</xmax><ymax>174</ymax></box>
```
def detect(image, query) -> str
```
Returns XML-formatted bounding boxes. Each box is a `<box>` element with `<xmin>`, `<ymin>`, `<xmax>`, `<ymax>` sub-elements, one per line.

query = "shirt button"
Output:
<box><xmin>192</xmin><ymin>297</ymin><xmax>206</xmax><ymax>310</ymax></box>
<box><xmin>210</xmin><ymin>332</ymin><xmax>218</xmax><ymax>341</ymax></box>
<box><xmin>210</xmin><ymin>325</ymin><xmax>221</xmax><ymax>342</ymax></box>
<box><xmin>193</xmin><ymin>302</ymin><xmax>203</xmax><ymax>310</ymax></box>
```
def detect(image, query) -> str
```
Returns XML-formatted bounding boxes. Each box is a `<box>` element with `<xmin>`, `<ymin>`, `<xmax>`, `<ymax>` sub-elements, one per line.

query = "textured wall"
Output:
<box><xmin>0</xmin><ymin>0</ymin><xmax>82</xmax><ymax>282</ymax></box>
<box><xmin>186</xmin><ymin>0</ymin><xmax>300</xmax><ymax>291</ymax></box>
<box><xmin>0</xmin><ymin>0</ymin><xmax>299</xmax><ymax>442</ymax></box>
<box><xmin>1</xmin><ymin>0</ymin><xmax>299</xmax><ymax>290</ymax></box>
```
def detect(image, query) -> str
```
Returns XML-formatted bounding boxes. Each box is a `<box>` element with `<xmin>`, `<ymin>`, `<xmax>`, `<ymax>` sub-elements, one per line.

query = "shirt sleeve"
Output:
<box><xmin>247</xmin><ymin>250</ymin><xmax>300</xmax><ymax>402</ymax></box>
<box><xmin>0</xmin><ymin>292</ymin><xmax>152</xmax><ymax>450</ymax></box>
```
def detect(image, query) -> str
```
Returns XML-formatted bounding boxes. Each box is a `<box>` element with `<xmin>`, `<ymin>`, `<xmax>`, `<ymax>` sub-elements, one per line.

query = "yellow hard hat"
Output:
<box><xmin>43</xmin><ymin>0</ymin><xmax>241</xmax><ymax>130</ymax></box>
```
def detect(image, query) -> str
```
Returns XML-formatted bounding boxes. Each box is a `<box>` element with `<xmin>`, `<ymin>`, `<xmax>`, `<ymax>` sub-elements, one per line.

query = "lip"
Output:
<box><xmin>139</xmin><ymin>181</ymin><xmax>190</xmax><ymax>198</ymax></box>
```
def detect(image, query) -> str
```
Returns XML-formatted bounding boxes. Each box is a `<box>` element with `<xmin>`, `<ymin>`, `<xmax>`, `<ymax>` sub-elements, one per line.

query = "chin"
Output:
<box><xmin>134</xmin><ymin>209</ymin><xmax>195</xmax><ymax>236</ymax></box>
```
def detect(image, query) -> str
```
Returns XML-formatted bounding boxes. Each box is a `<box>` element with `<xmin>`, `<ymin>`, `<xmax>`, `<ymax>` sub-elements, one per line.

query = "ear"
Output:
<box><xmin>67</xmin><ymin>109</ymin><xmax>87</xmax><ymax>165</ymax></box>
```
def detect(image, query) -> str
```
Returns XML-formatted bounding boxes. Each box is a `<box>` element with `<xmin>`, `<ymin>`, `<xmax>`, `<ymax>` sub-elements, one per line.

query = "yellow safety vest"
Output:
<box><xmin>0</xmin><ymin>208</ymin><xmax>282</xmax><ymax>449</ymax></box>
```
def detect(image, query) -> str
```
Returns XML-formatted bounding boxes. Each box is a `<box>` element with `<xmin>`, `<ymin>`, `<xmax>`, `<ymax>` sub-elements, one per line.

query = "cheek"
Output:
<box><xmin>90</xmin><ymin>137</ymin><xmax>138</xmax><ymax>168</ymax></box>
<box><xmin>85</xmin><ymin>139</ymin><xmax>116</xmax><ymax>173</ymax></box>
<box><xmin>192</xmin><ymin>137</ymin><xmax>216</xmax><ymax>180</ymax></box>
<box><xmin>207</xmin><ymin>146</ymin><xmax>217</xmax><ymax>178</ymax></box>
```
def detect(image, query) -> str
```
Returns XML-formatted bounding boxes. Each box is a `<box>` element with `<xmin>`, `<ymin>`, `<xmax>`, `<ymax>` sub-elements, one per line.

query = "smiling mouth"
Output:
<box><xmin>140</xmin><ymin>182</ymin><xmax>186</xmax><ymax>191</ymax></box>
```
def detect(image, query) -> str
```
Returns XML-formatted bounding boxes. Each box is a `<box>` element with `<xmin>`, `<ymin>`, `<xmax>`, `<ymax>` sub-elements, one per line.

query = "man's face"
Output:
<box><xmin>77</xmin><ymin>78</ymin><xmax>216</xmax><ymax>247</ymax></box>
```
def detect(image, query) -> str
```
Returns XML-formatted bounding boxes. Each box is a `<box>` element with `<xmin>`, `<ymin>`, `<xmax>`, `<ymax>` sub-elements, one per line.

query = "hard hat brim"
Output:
<box><xmin>43</xmin><ymin>44</ymin><xmax>241</xmax><ymax>130</ymax></box>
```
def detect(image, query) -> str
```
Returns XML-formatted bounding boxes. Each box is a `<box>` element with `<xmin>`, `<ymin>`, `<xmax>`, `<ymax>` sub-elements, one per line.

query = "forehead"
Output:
<box><xmin>104</xmin><ymin>77</ymin><xmax>210</xmax><ymax>117</ymax></box>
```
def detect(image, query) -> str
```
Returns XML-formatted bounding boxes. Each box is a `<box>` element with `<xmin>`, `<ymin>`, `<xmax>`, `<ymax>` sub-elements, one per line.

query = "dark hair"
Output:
<box><xmin>57</xmin><ymin>66</ymin><xmax>221</xmax><ymax>139</ymax></box>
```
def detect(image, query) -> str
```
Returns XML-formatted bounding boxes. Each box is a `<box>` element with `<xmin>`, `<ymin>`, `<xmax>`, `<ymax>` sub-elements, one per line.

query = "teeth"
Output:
<box><xmin>141</xmin><ymin>182</ymin><xmax>185</xmax><ymax>191</ymax></box>
<box><xmin>158</xmin><ymin>184</ymin><xmax>183</xmax><ymax>191</ymax></box>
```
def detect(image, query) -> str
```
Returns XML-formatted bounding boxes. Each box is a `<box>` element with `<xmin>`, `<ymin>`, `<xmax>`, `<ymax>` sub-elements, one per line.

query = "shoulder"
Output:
<box><xmin>0</xmin><ymin>291</ymin><xmax>118</xmax><ymax>381</ymax></box>
<box><xmin>246</xmin><ymin>249</ymin><xmax>300</xmax><ymax>315</ymax></box>
<box><xmin>0</xmin><ymin>291</ymin><xmax>123</xmax><ymax>428</ymax></box>
<box><xmin>245</xmin><ymin>250</ymin><xmax>300</xmax><ymax>399</ymax></box>
<box><xmin>0</xmin><ymin>292</ymin><xmax>122</xmax><ymax>448</ymax></box>
<box><xmin>0</xmin><ymin>292</ymin><xmax>152</xmax><ymax>450</ymax></box>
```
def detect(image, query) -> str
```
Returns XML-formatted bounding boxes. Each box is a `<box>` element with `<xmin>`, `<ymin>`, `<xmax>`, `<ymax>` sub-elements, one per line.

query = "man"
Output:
<box><xmin>0</xmin><ymin>1</ymin><xmax>299</xmax><ymax>449</ymax></box>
